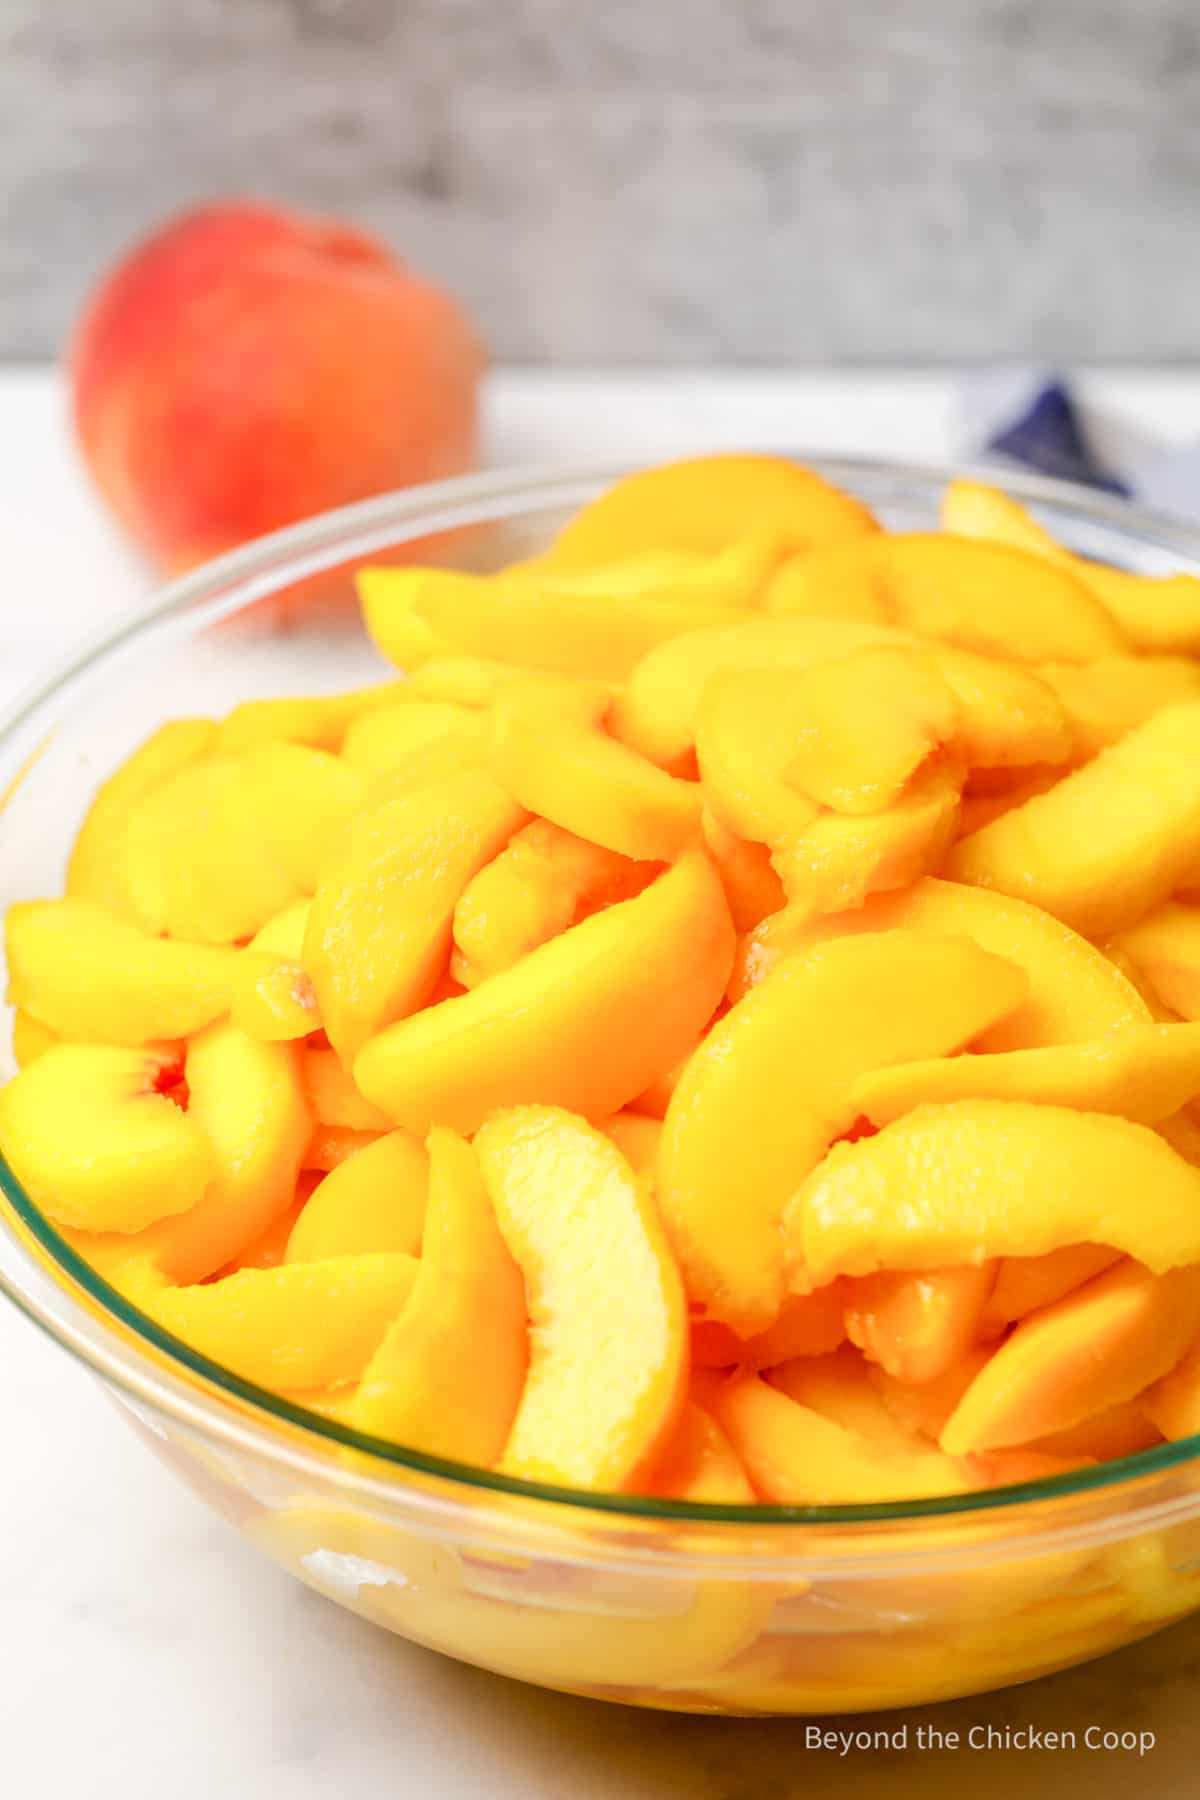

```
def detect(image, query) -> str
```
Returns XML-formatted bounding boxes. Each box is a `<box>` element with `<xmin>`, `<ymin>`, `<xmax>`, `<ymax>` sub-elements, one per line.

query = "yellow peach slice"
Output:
<box><xmin>355</xmin><ymin>849</ymin><xmax>733</xmax><ymax>1135</ymax></box>
<box><xmin>599</xmin><ymin>1111</ymin><xmax>663</xmax><ymax>1176</ymax></box>
<box><xmin>711</xmin><ymin>1373</ymin><xmax>967</xmax><ymax>1503</ymax></box>
<box><xmin>788</xmin><ymin>1100</ymin><xmax>1200</xmax><ymax>1290</ymax></box>
<box><xmin>352</xmin><ymin>1129</ymin><xmax>527</xmax><ymax>1464</ymax></box>
<box><xmin>1029</xmin><ymin>1401</ymin><xmax>1161</xmax><ymax>1464</ymax></box>
<box><xmin>11</xmin><ymin>1009</ymin><xmax>58</xmax><ymax>1068</ymax></box>
<box><xmin>1143</xmin><ymin>1335</ymin><xmax>1200</xmax><ymax>1440</ymax></box>
<box><xmin>869</xmin><ymin>1346</ymin><xmax>993</xmax><ymax>1443</ymax></box>
<box><xmin>339</xmin><ymin>699</ymin><xmax>489</xmax><ymax>784</ymax></box>
<box><xmin>476</xmin><ymin>1106</ymin><xmax>687</xmax><ymax>1489</ymax></box>
<box><xmin>691</xmin><ymin>1281</ymin><xmax>850</xmax><ymax>1371</ymax></box>
<box><xmin>286</xmin><ymin>1130</ymin><xmax>428</xmax><ymax>1263</ymax></box>
<box><xmin>302</xmin><ymin>1124</ymin><xmax>382</xmax><ymax>1172</ymax></box>
<box><xmin>148</xmin><ymin>1253</ymin><xmax>418</xmax><ymax>1391</ymax></box>
<box><xmin>544</xmin><ymin>454</ymin><xmax>878</xmax><ymax>566</ymax></box>
<box><xmin>956</xmin><ymin>766</ymin><xmax>1064</xmax><ymax>839</ymax></box>
<box><xmin>941</xmin><ymin>1261</ymin><xmax>1200</xmax><ymax>1454</ymax></box>
<box><xmin>767</xmin><ymin>1344</ymin><xmax>936</xmax><ymax>1455</ymax></box>
<box><xmin>645</xmin><ymin>1403</ymin><xmax>756</xmax><ymax>1503</ymax></box>
<box><xmin>658</xmin><ymin>931</ymin><xmax>1027</xmax><ymax>1335</ymax></box>
<box><xmin>356</xmin><ymin>565</ymin><xmax>453</xmax><ymax>668</ymax></box>
<box><xmin>301</xmin><ymin>1047</ymin><xmax>392</xmax><ymax>1133</ymax></box>
<box><xmin>124</xmin><ymin>1025</ymin><xmax>311</xmax><ymax>1285</ymax></box>
<box><xmin>530</xmin><ymin>534</ymin><xmax>786</xmax><ymax>609</ymax></box>
<box><xmin>700</xmin><ymin>812</ymin><xmax>786</xmax><ymax>932</ymax></box>
<box><xmin>214</xmin><ymin>683</ymin><xmax>406</xmax><ymax>753</ymax></box>
<box><xmin>225</xmin><ymin>1182</ymin><xmax>313</xmax><ymax>1273</ymax></box>
<box><xmin>948</xmin><ymin>700</ymin><xmax>1200</xmax><ymax>937</ymax></box>
<box><xmin>229</xmin><ymin>900</ymin><xmax>317</xmax><ymax>1042</ymax></box>
<box><xmin>402</xmin><ymin>654</ymin><xmax>545</xmax><ymax>708</ymax></box>
<box><xmin>490</xmin><ymin>683</ymin><xmax>703</xmax><ymax>861</ymax></box>
<box><xmin>452</xmin><ymin>819</ymin><xmax>642</xmax><ymax>984</ymax></box>
<box><xmin>0</xmin><ymin>1044</ymin><xmax>212</xmax><ymax>1234</ymax></box>
<box><xmin>852</xmin><ymin>1022</ymin><xmax>1200</xmax><ymax>1129</ymax></box>
<box><xmin>1036</xmin><ymin>657</ymin><xmax>1200</xmax><ymax>758</ymax></box>
<box><xmin>739</xmin><ymin>876</ymin><xmax>1150</xmax><ymax>1047</ymax></box>
<box><xmin>66</xmin><ymin>717</ymin><xmax>216</xmax><ymax>916</ymax></box>
<box><xmin>304</xmin><ymin>768</ymin><xmax>527</xmax><ymax>1063</ymax></box>
<box><xmin>942</xmin><ymin>477</ymin><xmax>1200</xmax><ymax>653</ymax></box>
<box><xmin>6</xmin><ymin>898</ymin><xmax>240</xmax><ymax>1046</ymax></box>
<box><xmin>844</xmin><ymin>1265</ymin><xmax>996</xmax><ymax>1385</ymax></box>
<box><xmin>981</xmin><ymin>1244</ymin><xmax>1122</xmax><ymax>1335</ymax></box>
<box><xmin>1112</xmin><ymin>901</ymin><xmax>1200</xmax><ymax>1021</ymax></box>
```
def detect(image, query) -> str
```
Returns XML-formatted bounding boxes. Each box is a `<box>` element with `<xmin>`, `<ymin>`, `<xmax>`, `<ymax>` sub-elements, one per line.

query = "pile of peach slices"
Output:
<box><xmin>14</xmin><ymin>455</ymin><xmax>1200</xmax><ymax>1507</ymax></box>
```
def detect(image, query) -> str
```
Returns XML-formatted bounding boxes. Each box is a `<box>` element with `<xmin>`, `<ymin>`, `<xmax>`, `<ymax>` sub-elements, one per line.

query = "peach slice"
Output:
<box><xmin>767</xmin><ymin>1344</ymin><xmax>938</xmax><ymax>1455</ymax></box>
<box><xmin>700</xmin><ymin>812</ymin><xmax>786</xmax><ymax>932</ymax></box>
<box><xmin>357</xmin><ymin>566</ymin><xmax>454</xmax><ymax>668</ymax></box>
<box><xmin>942</xmin><ymin>477</ymin><xmax>1200</xmax><ymax>653</ymax></box>
<box><xmin>1143</xmin><ymin>1336</ymin><xmax>1200</xmax><ymax>1441</ymax></box>
<box><xmin>452</xmin><ymin>819</ymin><xmax>644</xmax><ymax>986</ymax></box>
<box><xmin>844</xmin><ymin>1265</ymin><xmax>996</xmax><ymax>1385</ymax></box>
<box><xmin>599</xmin><ymin>1111</ymin><xmax>663</xmax><ymax>1176</ymax></box>
<box><xmin>66</xmin><ymin>717</ymin><xmax>216</xmax><ymax>916</ymax></box>
<box><xmin>0</xmin><ymin>1043</ymin><xmax>212</xmax><ymax>1234</ymax></box>
<box><xmin>1029</xmin><ymin>1401</ymin><xmax>1162</xmax><ymax>1464</ymax></box>
<box><xmin>490</xmin><ymin>681</ymin><xmax>703</xmax><ymax>861</ymax></box>
<box><xmin>214</xmin><ymin>682</ymin><xmax>406</xmax><ymax>753</ymax></box>
<box><xmin>711</xmin><ymin>1373</ymin><xmax>967</xmax><ymax>1504</ymax></box>
<box><xmin>543</xmin><ymin>454</ymin><xmax>878</xmax><ymax>566</ymax></box>
<box><xmin>940</xmin><ymin>1261</ymin><xmax>1200</xmax><ymax>1454</ymax></box>
<box><xmin>852</xmin><ymin>1022</ymin><xmax>1200</xmax><ymax>1128</ymax></box>
<box><xmin>530</xmin><ymin>533</ymin><xmax>786</xmax><ymax>608</ymax></box>
<box><xmin>225</xmin><ymin>1182</ymin><xmax>313</xmax><ymax>1274</ymax></box>
<box><xmin>302</xmin><ymin>1046</ymin><xmax>392</xmax><ymax>1133</ymax></box>
<box><xmin>788</xmin><ymin>1100</ymin><xmax>1200</xmax><ymax>1291</ymax></box>
<box><xmin>229</xmin><ymin>900</ymin><xmax>318</xmax><ymax>1042</ymax></box>
<box><xmin>402</xmin><ymin>654</ymin><xmax>548</xmax><ymax>709</ymax></box>
<box><xmin>11</xmin><ymin>1010</ymin><xmax>59</xmax><ymax>1068</ymax></box>
<box><xmin>1112</xmin><ymin>901</ymin><xmax>1200</xmax><ymax>1021</ymax></box>
<box><xmin>738</xmin><ymin>876</ymin><xmax>1150</xmax><ymax>1046</ymax></box>
<box><xmin>691</xmin><ymin>1281</ymin><xmax>850</xmax><ymax>1370</ymax></box>
<box><xmin>476</xmin><ymin>1106</ymin><xmax>687</xmax><ymax>1489</ymax></box>
<box><xmin>355</xmin><ymin>849</ymin><xmax>733</xmax><ymax>1136</ymax></box>
<box><xmin>869</xmin><ymin>1346</ymin><xmax>993</xmax><ymax>1443</ymax></box>
<box><xmin>646</xmin><ymin>1402</ymin><xmax>756</xmax><ymax>1503</ymax></box>
<box><xmin>286</xmin><ymin>1130</ymin><xmax>428</xmax><ymax>1262</ymax></box>
<box><xmin>303</xmin><ymin>768</ymin><xmax>527</xmax><ymax>1063</ymax></box>
<box><xmin>302</xmin><ymin>1124</ymin><xmax>383</xmax><ymax>1172</ymax></box>
<box><xmin>339</xmin><ymin>698</ymin><xmax>489</xmax><ymax>784</ymax></box>
<box><xmin>1036</xmin><ymin>657</ymin><xmax>1200</xmax><ymax>758</ymax></box>
<box><xmin>351</xmin><ymin>1129</ymin><xmax>527</xmax><ymax>1464</ymax></box>
<box><xmin>657</xmin><ymin>930</ymin><xmax>1027</xmax><ymax>1335</ymax></box>
<box><xmin>149</xmin><ymin>1253</ymin><xmax>418</xmax><ymax>1392</ymax></box>
<box><xmin>981</xmin><ymin>1244</ymin><xmax>1122</xmax><ymax>1335</ymax></box>
<box><xmin>5</xmin><ymin>897</ymin><xmax>240</xmax><ymax>1046</ymax></box>
<box><xmin>948</xmin><ymin>700</ymin><xmax>1200</xmax><ymax>938</ymax></box>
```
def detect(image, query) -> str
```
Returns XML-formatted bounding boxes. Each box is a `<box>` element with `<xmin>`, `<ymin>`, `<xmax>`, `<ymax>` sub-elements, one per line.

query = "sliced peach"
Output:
<box><xmin>302</xmin><ymin>1046</ymin><xmax>392</xmax><ymax>1132</ymax></box>
<box><xmin>711</xmin><ymin>1373</ymin><xmax>967</xmax><ymax>1504</ymax></box>
<box><xmin>490</xmin><ymin>681</ymin><xmax>702</xmax><ymax>861</ymax></box>
<box><xmin>357</xmin><ymin>565</ymin><xmax>453</xmax><ymax>668</ymax></box>
<box><xmin>229</xmin><ymin>899</ymin><xmax>318</xmax><ymax>1041</ymax></box>
<box><xmin>403</xmin><ymin>654</ymin><xmax>544</xmax><ymax>708</ymax></box>
<box><xmin>942</xmin><ymin>477</ymin><xmax>1200</xmax><ymax>653</ymax></box>
<box><xmin>788</xmin><ymin>1100</ymin><xmax>1200</xmax><ymax>1290</ymax></box>
<box><xmin>214</xmin><ymin>682</ymin><xmax>406</xmax><ymax>753</ymax></box>
<box><xmin>948</xmin><ymin>701</ymin><xmax>1200</xmax><ymax>938</ymax></box>
<box><xmin>1143</xmin><ymin>1336</ymin><xmax>1200</xmax><ymax>1441</ymax></box>
<box><xmin>6</xmin><ymin>898</ymin><xmax>239</xmax><ymax>1045</ymax></box>
<box><xmin>853</xmin><ymin>1022</ymin><xmax>1200</xmax><ymax>1129</ymax></box>
<box><xmin>956</xmin><ymin>766</ymin><xmax>1065</xmax><ymax>838</ymax></box>
<box><xmin>149</xmin><ymin>1253</ymin><xmax>418</xmax><ymax>1391</ymax></box>
<box><xmin>645</xmin><ymin>1402</ymin><xmax>755</xmax><ymax>1503</ymax></box>
<box><xmin>1031</xmin><ymin>1401</ymin><xmax>1162</xmax><ymax>1464</ymax></box>
<box><xmin>303</xmin><ymin>768</ymin><xmax>527</xmax><ymax>1063</ymax></box>
<box><xmin>599</xmin><ymin>1111</ymin><xmax>663</xmax><ymax>1176</ymax></box>
<box><xmin>691</xmin><ymin>1281</ymin><xmax>850</xmax><ymax>1370</ymax></box>
<box><xmin>66</xmin><ymin>717</ymin><xmax>216</xmax><ymax>915</ymax></box>
<box><xmin>1112</xmin><ymin>901</ymin><xmax>1200</xmax><ymax>1021</ymax></box>
<box><xmin>532</xmin><ymin>533</ymin><xmax>786</xmax><ymax>607</ymax></box>
<box><xmin>869</xmin><ymin>1346</ymin><xmax>993</xmax><ymax>1443</ymax></box>
<box><xmin>981</xmin><ymin>1244</ymin><xmax>1122</xmax><ymax>1335</ymax></box>
<box><xmin>657</xmin><ymin>930</ymin><xmax>1027</xmax><ymax>1335</ymax></box>
<box><xmin>739</xmin><ymin>876</ymin><xmax>1150</xmax><ymax>1046</ymax></box>
<box><xmin>940</xmin><ymin>1261</ymin><xmax>1200</xmax><ymax>1454</ymax></box>
<box><xmin>844</xmin><ymin>1265</ymin><xmax>996</xmax><ymax>1385</ymax></box>
<box><xmin>226</xmin><ymin>1180</ymin><xmax>314</xmax><ymax>1272</ymax></box>
<box><xmin>1036</xmin><ymin>657</ymin><xmax>1200</xmax><ymax>758</ymax></box>
<box><xmin>889</xmin><ymin>535</ymin><xmax>1124</xmax><ymax>661</ymax></box>
<box><xmin>286</xmin><ymin>1130</ymin><xmax>428</xmax><ymax>1262</ymax></box>
<box><xmin>543</xmin><ymin>455</ymin><xmax>878</xmax><ymax>566</ymax></box>
<box><xmin>0</xmin><ymin>1043</ymin><xmax>212</xmax><ymax>1234</ymax></box>
<box><xmin>351</xmin><ymin>1129</ymin><xmax>527</xmax><ymax>1464</ymax></box>
<box><xmin>339</xmin><ymin>698</ymin><xmax>488</xmax><ymax>783</ymax></box>
<box><xmin>452</xmin><ymin>819</ymin><xmax>643</xmax><ymax>985</ymax></box>
<box><xmin>700</xmin><ymin>812</ymin><xmax>785</xmax><ymax>932</ymax></box>
<box><xmin>767</xmin><ymin>1343</ymin><xmax>938</xmax><ymax>1455</ymax></box>
<box><xmin>476</xmin><ymin>1106</ymin><xmax>686</xmax><ymax>1489</ymax></box>
<box><xmin>11</xmin><ymin>1009</ymin><xmax>58</xmax><ymax>1068</ymax></box>
<box><xmin>627</xmin><ymin>1031</ymin><xmax>705</xmax><ymax>1120</ymax></box>
<box><xmin>929</xmin><ymin>649</ymin><xmax>1071</xmax><ymax>770</ymax></box>
<box><xmin>302</xmin><ymin>1123</ymin><xmax>383</xmax><ymax>1172</ymax></box>
<box><xmin>355</xmin><ymin>849</ymin><xmax>733</xmax><ymax>1135</ymax></box>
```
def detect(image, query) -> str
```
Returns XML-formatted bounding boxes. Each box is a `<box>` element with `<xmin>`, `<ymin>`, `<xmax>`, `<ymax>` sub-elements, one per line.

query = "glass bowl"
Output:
<box><xmin>4</xmin><ymin>456</ymin><xmax>1200</xmax><ymax>1717</ymax></box>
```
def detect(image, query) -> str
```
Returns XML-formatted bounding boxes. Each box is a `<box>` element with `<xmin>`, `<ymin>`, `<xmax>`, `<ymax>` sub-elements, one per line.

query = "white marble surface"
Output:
<box><xmin>6</xmin><ymin>367</ymin><xmax>1200</xmax><ymax>1797</ymax></box>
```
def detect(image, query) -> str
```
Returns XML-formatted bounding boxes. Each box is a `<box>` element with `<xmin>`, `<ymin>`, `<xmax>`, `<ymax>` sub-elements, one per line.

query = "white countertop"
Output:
<box><xmin>5</xmin><ymin>366</ymin><xmax>1200</xmax><ymax>1799</ymax></box>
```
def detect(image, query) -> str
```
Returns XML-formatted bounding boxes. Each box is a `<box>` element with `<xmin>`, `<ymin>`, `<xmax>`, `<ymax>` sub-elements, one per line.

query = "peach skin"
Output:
<box><xmin>787</xmin><ymin>1100</ymin><xmax>1200</xmax><ymax>1290</ymax></box>
<box><xmin>351</xmin><ymin>1129</ymin><xmax>527</xmax><ymax>1465</ymax></box>
<box><xmin>657</xmin><ymin>930</ymin><xmax>1027</xmax><ymax>1336</ymax></box>
<box><xmin>475</xmin><ymin>1107</ymin><xmax>687</xmax><ymax>1490</ymax></box>
<box><xmin>354</xmin><ymin>849</ymin><xmax>734</xmax><ymax>1136</ymax></box>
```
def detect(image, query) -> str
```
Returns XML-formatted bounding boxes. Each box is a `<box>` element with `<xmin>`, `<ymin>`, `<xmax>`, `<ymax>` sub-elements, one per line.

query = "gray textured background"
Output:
<box><xmin>2</xmin><ymin>0</ymin><xmax>1198</xmax><ymax>364</ymax></box>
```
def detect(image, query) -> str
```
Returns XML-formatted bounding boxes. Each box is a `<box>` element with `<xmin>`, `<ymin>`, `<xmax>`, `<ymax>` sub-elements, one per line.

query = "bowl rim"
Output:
<box><xmin>5</xmin><ymin>449</ymin><xmax>1200</xmax><ymax>1542</ymax></box>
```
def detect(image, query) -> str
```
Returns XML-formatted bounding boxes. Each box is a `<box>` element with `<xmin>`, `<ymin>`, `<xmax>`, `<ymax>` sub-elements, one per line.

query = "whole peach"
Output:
<box><xmin>70</xmin><ymin>200</ymin><xmax>485</xmax><ymax>572</ymax></box>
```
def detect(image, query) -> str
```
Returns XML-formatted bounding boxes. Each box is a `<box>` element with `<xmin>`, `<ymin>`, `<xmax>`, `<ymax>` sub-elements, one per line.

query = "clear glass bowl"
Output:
<box><xmin>4</xmin><ymin>456</ymin><xmax>1200</xmax><ymax>1716</ymax></box>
